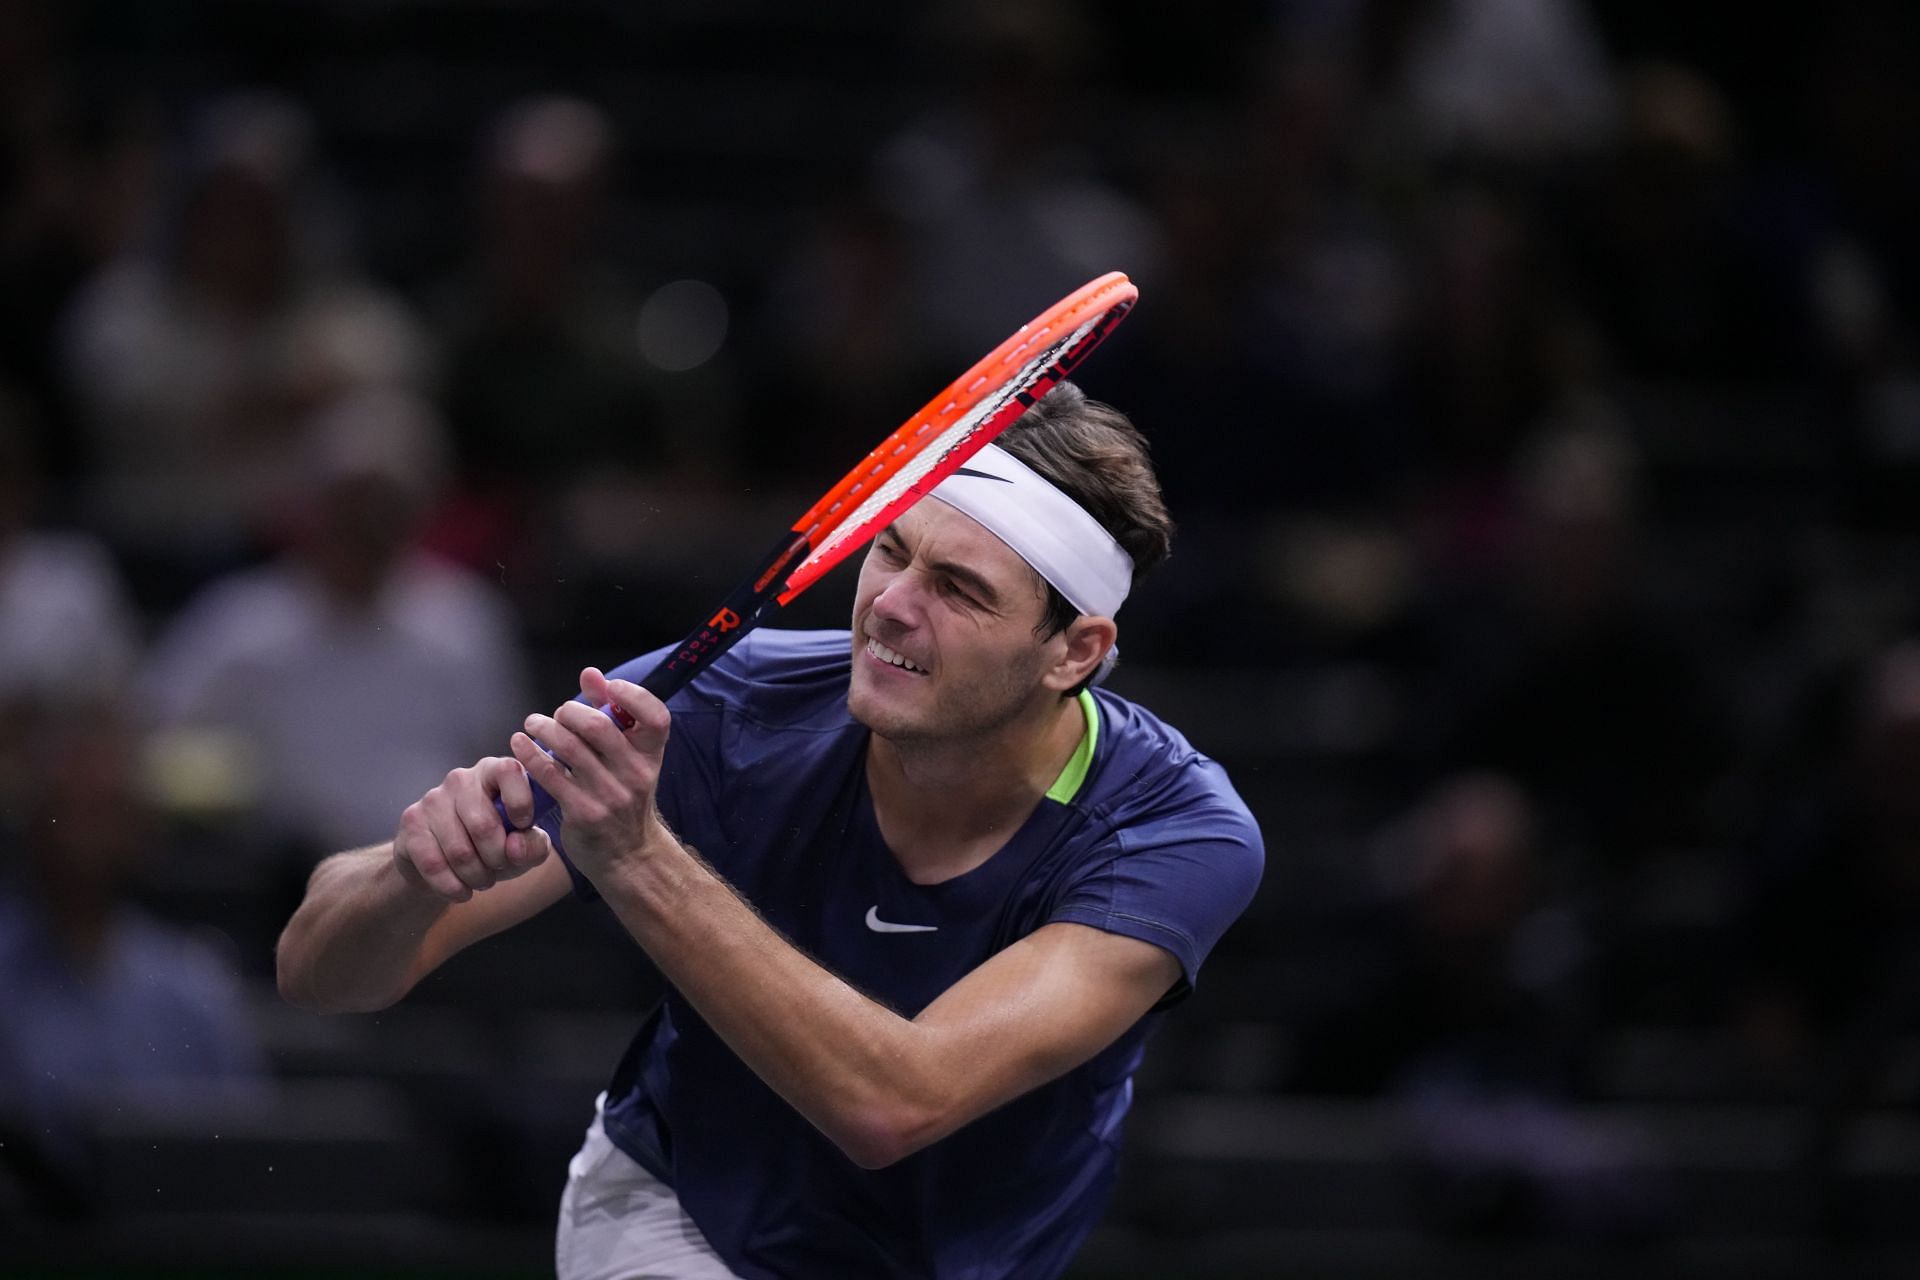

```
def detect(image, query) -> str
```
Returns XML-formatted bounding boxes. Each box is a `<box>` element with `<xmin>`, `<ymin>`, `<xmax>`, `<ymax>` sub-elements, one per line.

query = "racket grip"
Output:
<box><xmin>493</xmin><ymin>702</ymin><xmax>635</xmax><ymax>832</ymax></box>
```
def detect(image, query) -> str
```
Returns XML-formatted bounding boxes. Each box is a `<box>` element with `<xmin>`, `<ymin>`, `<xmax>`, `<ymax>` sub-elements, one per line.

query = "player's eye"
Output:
<box><xmin>941</xmin><ymin>578</ymin><xmax>982</xmax><ymax>609</ymax></box>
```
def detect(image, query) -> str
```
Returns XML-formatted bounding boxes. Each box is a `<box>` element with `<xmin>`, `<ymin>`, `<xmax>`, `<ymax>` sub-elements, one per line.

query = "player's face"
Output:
<box><xmin>847</xmin><ymin>502</ymin><xmax>1060</xmax><ymax>743</ymax></box>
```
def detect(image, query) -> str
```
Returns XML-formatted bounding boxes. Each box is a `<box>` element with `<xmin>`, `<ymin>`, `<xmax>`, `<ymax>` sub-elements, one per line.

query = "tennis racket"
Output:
<box><xmin>501</xmin><ymin>270</ymin><xmax>1137</xmax><ymax>832</ymax></box>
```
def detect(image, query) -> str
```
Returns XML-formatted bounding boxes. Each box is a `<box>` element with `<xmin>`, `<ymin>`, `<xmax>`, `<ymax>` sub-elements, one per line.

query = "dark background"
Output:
<box><xmin>4</xmin><ymin>0</ymin><xmax>1920</xmax><ymax>1275</ymax></box>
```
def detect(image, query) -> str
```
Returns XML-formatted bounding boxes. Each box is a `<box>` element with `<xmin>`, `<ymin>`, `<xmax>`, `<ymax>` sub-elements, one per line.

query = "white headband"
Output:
<box><xmin>926</xmin><ymin>443</ymin><xmax>1132</xmax><ymax>618</ymax></box>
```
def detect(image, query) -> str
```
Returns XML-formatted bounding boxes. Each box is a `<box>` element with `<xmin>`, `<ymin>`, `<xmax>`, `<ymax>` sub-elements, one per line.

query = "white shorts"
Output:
<box><xmin>556</xmin><ymin>1094</ymin><xmax>743</xmax><ymax>1280</ymax></box>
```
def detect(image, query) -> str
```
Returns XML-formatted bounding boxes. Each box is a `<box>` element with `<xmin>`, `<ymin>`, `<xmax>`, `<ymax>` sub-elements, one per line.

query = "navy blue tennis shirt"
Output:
<box><xmin>543</xmin><ymin>630</ymin><xmax>1263</xmax><ymax>1279</ymax></box>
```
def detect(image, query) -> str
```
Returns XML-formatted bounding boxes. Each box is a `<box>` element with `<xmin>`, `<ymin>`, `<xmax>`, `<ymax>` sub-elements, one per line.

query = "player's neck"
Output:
<box><xmin>866</xmin><ymin>693</ymin><xmax>1085</xmax><ymax>883</ymax></box>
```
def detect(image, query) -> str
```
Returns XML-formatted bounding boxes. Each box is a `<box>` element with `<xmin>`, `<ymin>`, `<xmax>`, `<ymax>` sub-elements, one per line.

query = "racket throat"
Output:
<box><xmin>638</xmin><ymin>529</ymin><xmax>806</xmax><ymax>699</ymax></box>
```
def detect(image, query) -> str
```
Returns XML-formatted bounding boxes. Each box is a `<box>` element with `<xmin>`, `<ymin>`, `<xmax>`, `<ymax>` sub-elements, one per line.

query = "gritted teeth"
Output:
<box><xmin>865</xmin><ymin>636</ymin><xmax>927</xmax><ymax>674</ymax></box>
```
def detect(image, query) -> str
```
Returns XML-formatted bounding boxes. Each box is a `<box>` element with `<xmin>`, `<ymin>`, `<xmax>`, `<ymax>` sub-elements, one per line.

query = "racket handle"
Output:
<box><xmin>494</xmin><ymin>575</ymin><xmax>782</xmax><ymax>835</ymax></box>
<box><xmin>493</xmin><ymin>702</ymin><xmax>634</xmax><ymax>832</ymax></box>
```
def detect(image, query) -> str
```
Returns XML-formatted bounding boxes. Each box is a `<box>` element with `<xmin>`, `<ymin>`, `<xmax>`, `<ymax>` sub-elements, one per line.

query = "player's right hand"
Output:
<box><xmin>393</xmin><ymin>756</ymin><xmax>554</xmax><ymax>902</ymax></box>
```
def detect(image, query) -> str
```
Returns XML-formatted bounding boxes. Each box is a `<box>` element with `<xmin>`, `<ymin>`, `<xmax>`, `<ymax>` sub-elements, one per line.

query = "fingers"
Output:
<box><xmin>513</xmin><ymin>730</ymin><xmax>616</xmax><ymax>838</ymax></box>
<box><xmin>575</xmin><ymin>668</ymin><xmax>636</xmax><ymax>731</ymax></box>
<box><xmin>519</xmin><ymin>697</ymin><xmax>646</xmax><ymax>793</ymax></box>
<box><xmin>577</xmin><ymin>668</ymin><xmax>669</xmax><ymax>752</ymax></box>
<box><xmin>395</xmin><ymin>790</ymin><xmax>479</xmax><ymax>902</ymax></box>
<box><xmin>502</xmin><ymin>824</ymin><xmax>554</xmax><ymax>873</ymax></box>
<box><xmin>610</xmin><ymin>679</ymin><xmax>679</xmax><ymax>752</ymax></box>
<box><xmin>511</xmin><ymin>729</ymin><xmax>574</xmax><ymax>808</ymax></box>
<box><xmin>486</xmin><ymin>755</ymin><xmax>537</xmax><ymax>831</ymax></box>
<box><xmin>512</xmin><ymin>676</ymin><xmax>670</xmax><ymax>874</ymax></box>
<box><xmin>394</xmin><ymin>758</ymin><xmax>545</xmax><ymax>901</ymax></box>
<box><xmin>454</xmin><ymin>782</ymin><xmax>515</xmax><ymax>874</ymax></box>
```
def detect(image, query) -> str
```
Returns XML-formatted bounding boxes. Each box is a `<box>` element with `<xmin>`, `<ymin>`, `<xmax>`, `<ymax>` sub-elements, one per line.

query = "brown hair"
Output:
<box><xmin>995</xmin><ymin>380</ymin><xmax>1173</xmax><ymax>638</ymax></box>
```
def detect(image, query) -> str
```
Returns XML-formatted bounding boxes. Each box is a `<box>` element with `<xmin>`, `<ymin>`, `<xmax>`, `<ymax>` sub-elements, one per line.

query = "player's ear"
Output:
<box><xmin>1044</xmin><ymin>616</ymin><xmax>1117</xmax><ymax>693</ymax></box>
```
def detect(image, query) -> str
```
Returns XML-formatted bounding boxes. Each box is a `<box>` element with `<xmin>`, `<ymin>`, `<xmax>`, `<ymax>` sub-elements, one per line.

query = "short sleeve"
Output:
<box><xmin>1047</xmin><ymin>785</ymin><xmax>1264</xmax><ymax>1002</ymax></box>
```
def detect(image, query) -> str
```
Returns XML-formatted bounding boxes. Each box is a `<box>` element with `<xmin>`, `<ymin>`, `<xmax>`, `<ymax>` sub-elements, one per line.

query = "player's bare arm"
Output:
<box><xmin>276</xmin><ymin>756</ymin><xmax>571</xmax><ymax>1013</ymax></box>
<box><xmin>515</xmin><ymin>667</ymin><xmax>1181</xmax><ymax>1169</ymax></box>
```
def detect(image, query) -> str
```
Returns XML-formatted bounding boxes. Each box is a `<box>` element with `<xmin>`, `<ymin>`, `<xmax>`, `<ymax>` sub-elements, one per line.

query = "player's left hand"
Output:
<box><xmin>510</xmin><ymin>667</ymin><xmax>672</xmax><ymax>880</ymax></box>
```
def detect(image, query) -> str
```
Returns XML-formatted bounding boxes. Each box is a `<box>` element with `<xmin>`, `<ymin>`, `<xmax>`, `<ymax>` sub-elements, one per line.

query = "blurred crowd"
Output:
<box><xmin>3</xmin><ymin>0</ymin><xmax>1919</xmax><ymax>1261</ymax></box>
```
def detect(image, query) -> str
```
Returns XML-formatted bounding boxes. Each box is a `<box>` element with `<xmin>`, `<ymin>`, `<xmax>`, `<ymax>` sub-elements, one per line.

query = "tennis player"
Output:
<box><xmin>277</xmin><ymin>381</ymin><xmax>1264</xmax><ymax>1279</ymax></box>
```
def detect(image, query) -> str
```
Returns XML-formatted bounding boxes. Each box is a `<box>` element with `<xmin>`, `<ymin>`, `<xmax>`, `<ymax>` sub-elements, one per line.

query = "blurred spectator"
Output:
<box><xmin>0</xmin><ymin>2</ymin><xmax>162</xmax><ymax>500</ymax></box>
<box><xmin>1302</xmin><ymin>773</ymin><xmax>1668</xmax><ymax>1239</ymax></box>
<box><xmin>1802</xmin><ymin>35</ymin><xmax>1920</xmax><ymax>537</ymax></box>
<box><xmin>1554</xmin><ymin>62</ymin><xmax>1824</xmax><ymax>383</ymax></box>
<box><xmin>753</xmin><ymin>188</ymin><xmax>930</xmax><ymax>478</ymax></box>
<box><xmin>427</xmin><ymin>93</ymin><xmax>754</xmax><ymax>654</ymax></box>
<box><xmin>1301</xmin><ymin>773</ymin><xmax>1590</xmax><ymax>1095</ymax></box>
<box><xmin>874</xmin><ymin>0</ymin><xmax>1161</xmax><ymax>370</ymax></box>
<box><xmin>1803</xmin><ymin>3</ymin><xmax>1920</xmax><ymax>329</ymax></box>
<box><xmin>1401</xmin><ymin>179</ymin><xmax>1584</xmax><ymax>496</ymax></box>
<box><xmin>140</xmin><ymin>388</ymin><xmax>530</xmax><ymax>859</ymax></box>
<box><xmin>1732</xmin><ymin>638</ymin><xmax>1920</xmax><ymax>1238</ymax></box>
<box><xmin>1143</xmin><ymin>40</ymin><xmax>1412</xmax><ymax>515</ymax></box>
<box><xmin>0</xmin><ymin>391</ymin><xmax>142</xmax><ymax>813</ymax></box>
<box><xmin>431</xmin><ymin>97</ymin><xmax>663</xmax><ymax>514</ymax></box>
<box><xmin>57</xmin><ymin>90</ymin><xmax>429</xmax><ymax>611</ymax></box>
<box><xmin>1736</xmin><ymin>639</ymin><xmax>1920</xmax><ymax>1075</ymax></box>
<box><xmin>0</xmin><ymin>710</ymin><xmax>268</xmax><ymax>1212</ymax></box>
<box><xmin>1090</xmin><ymin>34</ymin><xmax>1419</xmax><ymax>662</ymax></box>
<box><xmin>1374</xmin><ymin>0</ymin><xmax>1618</xmax><ymax>171</ymax></box>
<box><xmin>1410</xmin><ymin>422</ymin><xmax>1731</xmax><ymax>877</ymax></box>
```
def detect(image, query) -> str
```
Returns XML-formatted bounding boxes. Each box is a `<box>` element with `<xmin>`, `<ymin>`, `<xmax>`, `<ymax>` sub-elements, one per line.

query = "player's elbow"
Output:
<box><xmin>831</xmin><ymin>1097</ymin><xmax>951</xmax><ymax>1170</ymax></box>
<box><xmin>274</xmin><ymin>950</ymin><xmax>344</xmax><ymax>1013</ymax></box>
<box><xmin>274</xmin><ymin>935</ymin><xmax>404</xmax><ymax>1015</ymax></box>
<box><xmin>277</xmin><ymin>969</ymin><xmax>405</xmax><ymax>1015</ymax></box>
<box><xmin>834</xmin><ymin>1119</ymin><xmax>925</xmax><ymax>1170</ymax></box>
<box><xmin>276</xmin><ymin>954</ymin><xmax>334</xmax><ymax>1013</ymax></box>
<box><xmin>824</xmin><ymin>1034</ymin><xmax>989</xmax><ymax>1167</ymax></box>
<box><xmin>275</xmin><ymin>931</ymin><xmax>325</xmax><ymax>1009</ymax></box>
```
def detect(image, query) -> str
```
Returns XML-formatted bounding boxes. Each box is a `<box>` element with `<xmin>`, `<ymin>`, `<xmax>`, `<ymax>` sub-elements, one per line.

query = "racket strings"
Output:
<box><xmin>798</xmin><ymin>312</ymin><xmax>1102</xmax><ymax>573</ymax></box>
<box><xmin>798</xmin><ymin>321</ymin><xmax>1069</xmax><ymax>544</ymax></box>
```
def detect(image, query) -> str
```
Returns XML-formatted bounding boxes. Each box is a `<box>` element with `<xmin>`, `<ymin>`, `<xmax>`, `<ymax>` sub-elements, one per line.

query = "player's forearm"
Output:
<box><xmin>276</xmin><ymin>844</ymin><xmax>451</xmax><ymax>1014</ymax></box>
<box><xmin>594</xmin><ymin>830</ymin><xmax>946</xmax><ymax>1168</ymax></box>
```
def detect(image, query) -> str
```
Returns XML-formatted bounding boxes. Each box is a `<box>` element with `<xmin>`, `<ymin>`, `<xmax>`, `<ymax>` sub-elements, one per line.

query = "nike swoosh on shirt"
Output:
<box><xmin>865</xmin><ymin>906</ymin><xmax>938</xmax><ymax>934</ymax></box>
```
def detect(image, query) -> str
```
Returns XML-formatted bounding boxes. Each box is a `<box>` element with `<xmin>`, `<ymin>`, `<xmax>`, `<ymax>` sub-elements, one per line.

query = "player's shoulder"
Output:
<box><xmin>1084</xmin><ymin>687</ymin><xmax>1259</xmax><ymax>830</ymax></box>
<box><xmin>720</xmin><ymin>629</ymin><xmax>853</xmax><ymax>683</ymax></box>
<box><xmin>1087</xmin><ymin>687</ymin><xmax>1208</xmax><ymax>778</ymax></box>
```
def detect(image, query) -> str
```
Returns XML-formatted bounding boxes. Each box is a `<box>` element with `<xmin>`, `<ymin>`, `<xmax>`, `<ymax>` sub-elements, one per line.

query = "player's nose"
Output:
<box><xmin>868</xmin><ymin>570</ymin><xmax>927</xmax><ymax>625</ymax></box>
